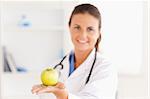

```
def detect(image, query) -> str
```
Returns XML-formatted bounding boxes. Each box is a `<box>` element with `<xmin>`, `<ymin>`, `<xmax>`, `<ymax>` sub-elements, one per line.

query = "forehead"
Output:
<box><xmin>71</xmin><ymin>13</ymin><xmax>99</xmax><ymax>27</ymax></box>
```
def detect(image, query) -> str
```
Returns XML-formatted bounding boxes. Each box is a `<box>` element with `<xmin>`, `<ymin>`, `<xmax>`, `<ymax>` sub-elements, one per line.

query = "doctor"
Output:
<box><xmin>32</xmin><ymin>3</ymin><xmax>117</xmax><ymax>99</ymax></box>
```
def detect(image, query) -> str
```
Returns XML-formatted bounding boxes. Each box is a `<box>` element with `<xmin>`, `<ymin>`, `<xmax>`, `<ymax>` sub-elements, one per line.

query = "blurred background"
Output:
<box><xmin>0</xmin><ymin>0</ymin><xmax>149</xmax><ymax>99</ymax></box>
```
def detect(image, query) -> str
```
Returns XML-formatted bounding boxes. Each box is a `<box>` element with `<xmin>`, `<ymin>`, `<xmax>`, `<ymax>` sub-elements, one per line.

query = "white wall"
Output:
<box><xmin>0</xmin><ymin>0</ymin><xmax>149</xmax><ymax>99</ymax></box>
<box><xmin>1</xmin><ymin>1</ymin><xmax>65</xmax><ymax>72</ymax></box>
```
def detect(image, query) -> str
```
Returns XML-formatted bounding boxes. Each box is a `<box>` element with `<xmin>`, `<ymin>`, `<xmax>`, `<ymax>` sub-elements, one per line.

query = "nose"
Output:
<box><xmin>80</xmin><ymin>29</ymin><xmax>87</xmax><ymax>38</ymax></box>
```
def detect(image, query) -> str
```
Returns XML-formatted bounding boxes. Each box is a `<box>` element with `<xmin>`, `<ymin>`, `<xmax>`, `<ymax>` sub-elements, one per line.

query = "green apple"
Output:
<box><xmin>41</xmin><ymin>67</ymin><xmax>59</xmax><ymax>86</ymax></box>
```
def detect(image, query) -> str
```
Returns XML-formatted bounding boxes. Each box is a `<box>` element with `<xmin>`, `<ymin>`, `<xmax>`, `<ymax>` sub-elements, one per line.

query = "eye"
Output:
<box><xmin>74</xmin><ymin>26</ymin><xmax>80</xmax><ymax>30</ymax></box>
<box><xmin>87</xmin><ymin>27</ymin><xmax>95</xmax><ymax>32</ymax></box>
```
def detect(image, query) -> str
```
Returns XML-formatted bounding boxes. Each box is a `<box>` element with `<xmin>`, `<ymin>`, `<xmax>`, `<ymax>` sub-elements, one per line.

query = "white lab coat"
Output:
<box><xmin>40</xmin><ymin>49</ymin><xmax>118</xmax><ymax>99</ymax></box>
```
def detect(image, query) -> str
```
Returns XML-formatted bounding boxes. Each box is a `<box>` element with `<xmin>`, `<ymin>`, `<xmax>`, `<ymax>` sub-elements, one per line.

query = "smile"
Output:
<box><xmin>78</xmin><ymin>40</ymin><xmax>88</xmax><ymax>44</ymax></box>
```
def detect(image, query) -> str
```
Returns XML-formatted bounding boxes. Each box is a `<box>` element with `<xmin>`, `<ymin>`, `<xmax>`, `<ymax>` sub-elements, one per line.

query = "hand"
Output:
<box><xmin>31</xmin><ymin>82</ymin><xmax>68</xmax><ymax>99</ymax></box>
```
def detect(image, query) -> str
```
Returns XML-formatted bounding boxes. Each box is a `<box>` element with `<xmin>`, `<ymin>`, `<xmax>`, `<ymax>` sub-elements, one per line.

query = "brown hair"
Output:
<box><xmin>69</xmin><ymin>3</ymin><xmax>101</xmax><ymax>51</ymax></box>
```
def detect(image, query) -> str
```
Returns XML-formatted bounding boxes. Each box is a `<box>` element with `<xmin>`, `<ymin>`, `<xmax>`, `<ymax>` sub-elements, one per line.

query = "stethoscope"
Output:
<box><xmin>54</xmin><ymin>50</ymin><xmax>97</xmax><ymax>84</ymax></box>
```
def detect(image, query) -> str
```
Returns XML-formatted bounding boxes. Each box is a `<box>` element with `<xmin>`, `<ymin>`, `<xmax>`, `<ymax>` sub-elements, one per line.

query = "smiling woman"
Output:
<box><xmin>69</xmin><ymin>13</ymin><xmax>100</xmax><ymax>68</ymax></box>
<box><xmin>32</xmin><ymin>3</ymin><xmax>117</xmax><ymax>99</ymax></box>
<box><xmin>1</xmin><ymin>1</ymin><xmax>147</xmax><ymax>99</ymax></box>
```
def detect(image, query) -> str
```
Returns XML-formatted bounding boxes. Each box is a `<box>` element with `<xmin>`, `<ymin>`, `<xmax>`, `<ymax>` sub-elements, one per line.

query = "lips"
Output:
<box><xmin>77</xmin><ymin>40</ymin><xmax>88</xmax><ymax>44</ymax></box>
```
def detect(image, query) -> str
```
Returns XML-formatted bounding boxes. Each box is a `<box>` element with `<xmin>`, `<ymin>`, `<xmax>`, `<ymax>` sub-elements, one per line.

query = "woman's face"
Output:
<box><xmin>69</xmin><ymin>13</ymin><xmax>100</xmax><ymax>52</ymax></box>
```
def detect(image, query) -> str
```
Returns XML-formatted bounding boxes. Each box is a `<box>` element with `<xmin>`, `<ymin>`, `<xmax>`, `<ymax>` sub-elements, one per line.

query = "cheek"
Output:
<box><xmin>90</xmin><ymin>35</ymin><xmax>99</xmax><ymax>45</ymax></box>
<box><xmin>70</xmin><ymin>32</ymin><xmax>77</xmax><ymax>43</ymax></box>
<box><xmin>95</xmin><ymin>32</ymin><xmax>100</xmax><ymax>41</ymax></box>
<box><xmin>91</xmin><ymin>33</ymin><xmax>99</xmax><ymax>41</ymax></box>
<box><xmin>70</xmin><ymin>30</ymin><xmax>78</xmax><ymax>40</ymax></box>
<box><xmin>69</xmin><ymin>28</ymin><xmax>74</xmax><ymax>39</ymax></box>
<box><xmin>92</xmin><ymin>37</ymin><xmax>98</xmax><ymax>44</ymax></box>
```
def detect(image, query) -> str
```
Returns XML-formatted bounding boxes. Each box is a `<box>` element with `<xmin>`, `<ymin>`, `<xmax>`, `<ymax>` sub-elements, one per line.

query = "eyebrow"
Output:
<box><xmin>87</xmin><ymin>26</ymin><xmax>95</xmax><ymax>29</ymax></box>
<box><xmin>73</xmin><ymin>24</ymin><xmax>95</xmax><ymax>29</ymax></box>
<box><xmin>74</xmin><ymin>24</ymin><xmax>80</xmax><ymax>26</ymax></box>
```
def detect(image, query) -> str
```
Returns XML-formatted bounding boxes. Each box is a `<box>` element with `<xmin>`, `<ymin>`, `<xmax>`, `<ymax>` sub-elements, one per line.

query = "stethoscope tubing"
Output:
<box><xmin>53</xmin><ymin>50</ymin><xmax>97</xmax><ymax>84</ymax></box>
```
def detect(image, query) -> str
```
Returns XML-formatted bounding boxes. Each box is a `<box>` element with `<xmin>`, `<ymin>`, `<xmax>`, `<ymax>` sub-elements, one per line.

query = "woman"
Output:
<box><xmin>32</xmin><ymin>3</ymin><xmax>117</xmax><ymax>99</ymax></box>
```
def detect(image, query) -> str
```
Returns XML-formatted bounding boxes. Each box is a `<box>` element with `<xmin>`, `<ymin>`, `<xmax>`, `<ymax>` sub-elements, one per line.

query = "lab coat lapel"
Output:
<box><xmin>67</xmin><ymin>49</ymin><xmax>96</xmax><ymax>80</ymax></box>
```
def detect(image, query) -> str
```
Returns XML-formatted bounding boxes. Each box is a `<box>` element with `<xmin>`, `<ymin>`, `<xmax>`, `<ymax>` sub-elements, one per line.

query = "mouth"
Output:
<box><xmin>77</xmin><ymin>40</ymin><xmax>88</xmax><ymax>44</ymax></box>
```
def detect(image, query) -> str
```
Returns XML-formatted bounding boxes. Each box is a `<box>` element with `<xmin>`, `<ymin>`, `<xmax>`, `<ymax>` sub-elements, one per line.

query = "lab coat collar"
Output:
<box><xmin>67</xmin><ymin>48</ymin><xmax>96</xmax><ymax>80</ymax></box>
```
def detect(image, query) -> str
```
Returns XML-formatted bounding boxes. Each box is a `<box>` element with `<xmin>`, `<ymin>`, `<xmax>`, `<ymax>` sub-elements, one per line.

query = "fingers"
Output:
<box><xmin>31</xmin><ymin>84</ymin><xmax>46</xmax><ymax>94</ymax></box>
<box><xmin>55</xmin><ymin>82</ymin><xmax>65</xmax><ymax>89</ymax></box>
<box><xmin>32</xmin><ymin>84</ymin><xmax>43</xmax><ymax>90</ymax></box>
<box><xmin>37</xmin><ymin>86</ymin><xmax>55</xmax><ymax>94</ymax></box>
<box><xmin>31</xmin><ymin>82</ymin><xmax>66</xmax><ymax>95</ymax></box>
<box><xmin>31</xmin><ymin>84</ymin><xmax>58</xmax><ymax>94</ymax></box>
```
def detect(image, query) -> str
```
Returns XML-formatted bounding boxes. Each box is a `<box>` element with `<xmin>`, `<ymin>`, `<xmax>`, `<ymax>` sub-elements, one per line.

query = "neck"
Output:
<box><xmin>74</xmin><ymin>49</ymin><xmax>93</xmax><ymax>68</ymax></box>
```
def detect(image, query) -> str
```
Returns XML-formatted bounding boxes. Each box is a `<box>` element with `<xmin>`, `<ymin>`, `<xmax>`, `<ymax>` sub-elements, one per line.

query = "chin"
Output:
<box><xmin>76</xmin><ymin>47</ymin><xmax>92</xmax><ymax>52</ymax></box>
